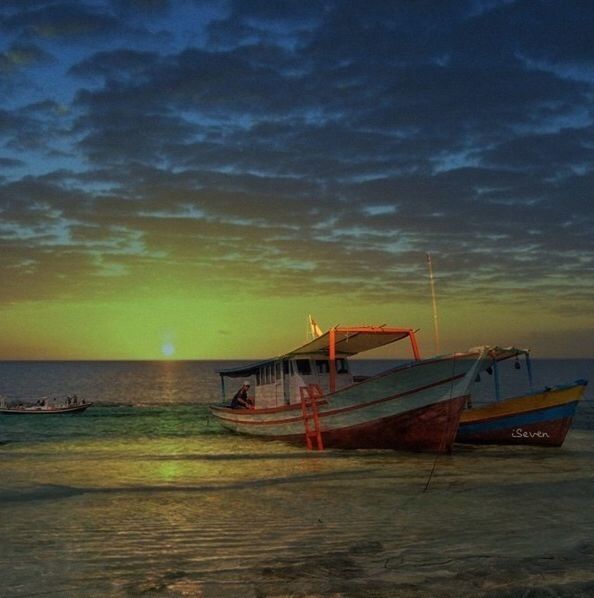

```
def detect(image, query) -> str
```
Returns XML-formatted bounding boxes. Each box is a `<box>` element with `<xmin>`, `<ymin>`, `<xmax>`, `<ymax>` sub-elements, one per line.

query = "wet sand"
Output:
<box><xmin>2</xmin><ymin>425</ymin><xmax>594</xmax><ymax>597</ymax></box>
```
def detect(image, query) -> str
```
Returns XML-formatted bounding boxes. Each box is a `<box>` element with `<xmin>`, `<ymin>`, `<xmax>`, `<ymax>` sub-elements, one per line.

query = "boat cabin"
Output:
<box><xmin>218</xmin><ymin>326</ymin><xmax>421</xmax><ymax>409</ymax></box>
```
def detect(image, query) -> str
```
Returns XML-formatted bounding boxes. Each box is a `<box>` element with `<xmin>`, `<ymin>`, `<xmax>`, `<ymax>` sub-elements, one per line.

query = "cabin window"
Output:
<box><xmin>256</xmin><ymin>370</ymin><xmax>261</xmax><ymax>385</ymax></box>
<box><xmin>275</xmin><ymin>362</ymin><xmax>281</xmax><ymax>380</ymax></box>
<box><xmin>266</xmin><ymin>364</ymin><xmax>273</xmax><ymax>384</ymax></box>
<box><xmin>283</xmin><ymin>360</ymin><xmax>290</xmax><ymax>375</ymax></box>
<box><xmin>315</xmin><ymin>359</ymin><xmax>329</xmax><ymax>374</ymax></box>
<box><xmin>296</xmin><ymin>359</ymin><xmax>312</xmax><ymax>375</ymax></box>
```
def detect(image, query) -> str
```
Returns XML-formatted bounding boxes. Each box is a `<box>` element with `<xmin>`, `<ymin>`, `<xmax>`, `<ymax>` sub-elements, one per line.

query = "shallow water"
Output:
<box><xmin>1</xmin><ymin>360</ymin><xmax>594</xmax><ymax>597</ymax></box>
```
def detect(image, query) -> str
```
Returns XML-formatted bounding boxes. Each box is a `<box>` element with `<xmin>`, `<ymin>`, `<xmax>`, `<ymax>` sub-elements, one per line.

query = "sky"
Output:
<box><xmin>1</xmin><ymin>0</ymin><xmax>593</xmax><ymax>360</ymax></box>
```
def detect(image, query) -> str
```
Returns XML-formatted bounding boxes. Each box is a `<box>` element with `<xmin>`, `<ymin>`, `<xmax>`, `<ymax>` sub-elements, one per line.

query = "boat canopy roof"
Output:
<box><xmin>218</xmin><ymin>326</ymin><xmax>418</xmax><ymax>378</ymax></box>
<box><xmin>218</xmin><ymin>357</ymin><xmax>279</xmax><ymax>379</ymax></box>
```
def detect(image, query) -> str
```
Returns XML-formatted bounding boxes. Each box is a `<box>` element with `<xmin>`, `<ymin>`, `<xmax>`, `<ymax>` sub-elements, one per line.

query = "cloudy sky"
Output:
<box><xmin>1</xmin><ymin>0</ymin><xmax>593</xmax><ymax>359</ymax></box>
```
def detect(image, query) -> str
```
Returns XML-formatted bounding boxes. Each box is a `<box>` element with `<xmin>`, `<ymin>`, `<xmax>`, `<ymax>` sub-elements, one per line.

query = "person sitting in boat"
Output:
<box><xmin>231</xmin><ymin>382</ymin><xmax>252</xmax><ymax>409</ymax></box>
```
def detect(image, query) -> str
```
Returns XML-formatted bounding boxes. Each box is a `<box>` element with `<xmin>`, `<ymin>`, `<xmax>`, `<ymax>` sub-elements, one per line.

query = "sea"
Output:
<box><xmin>1</xmin><ymin>359</ymin><xmax>593</xmax><ymax>597</ymax></box>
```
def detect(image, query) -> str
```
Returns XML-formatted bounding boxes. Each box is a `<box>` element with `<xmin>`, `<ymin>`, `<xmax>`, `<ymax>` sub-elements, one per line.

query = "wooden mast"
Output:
<box><xmin>426</xmin><ymin>253</ymin><xmax>441</xmax><ymax>354</ymax></box>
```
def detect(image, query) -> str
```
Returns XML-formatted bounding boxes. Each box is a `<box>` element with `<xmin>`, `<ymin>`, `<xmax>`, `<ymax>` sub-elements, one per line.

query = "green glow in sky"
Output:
<box><xmin>1</xmin><ymin>285</ymin><xmax>592</xmax><ymax>359</ymax></box>
<box><xmin>2</xmin><ymin>2</ymin><xmax>594</xmax><ymax>359</ymax></box>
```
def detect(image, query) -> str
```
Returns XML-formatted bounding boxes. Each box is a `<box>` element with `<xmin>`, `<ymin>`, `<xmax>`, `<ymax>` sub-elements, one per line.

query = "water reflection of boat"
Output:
<box><xmin>0</xmin><ymin>397</ymin><xmax>92</xmax><ymax>415</ymax></box>
<box><xmin>209</xmin><ymin>324</ymin><xmax>495</xmax><ymax>453</ymax></box>
<box><xmin>457</xmin><ymin>348</ymin><xmax>588</xmax><ymax>446</ymax></box>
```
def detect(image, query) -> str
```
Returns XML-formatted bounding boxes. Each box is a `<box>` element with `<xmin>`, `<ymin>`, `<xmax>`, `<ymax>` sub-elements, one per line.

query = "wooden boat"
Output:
<box><xmin>209</xmin><ymin>324</ymin><xmax>499</xmax><ymax>453</ymax></box>
<box><xmin>457</xmin><ymin>348</ymin><xmax>588</xmax><ymax>446</ymax></box>
<box><xmin>0</xmin><ymin>398</ymin><xmax>92</xmax><ymax>415</ymax></box>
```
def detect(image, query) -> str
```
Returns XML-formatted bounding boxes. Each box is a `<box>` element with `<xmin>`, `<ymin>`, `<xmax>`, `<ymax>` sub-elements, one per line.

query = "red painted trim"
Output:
<box><xmin>210</xmin><ymin>400</ymin><xmax>328</xmax><ymax>416</ymax></box>
<box><xmin>333</xmin><ymin>326</ymin><xmax>414</xmax><ymax>334</ymax></box>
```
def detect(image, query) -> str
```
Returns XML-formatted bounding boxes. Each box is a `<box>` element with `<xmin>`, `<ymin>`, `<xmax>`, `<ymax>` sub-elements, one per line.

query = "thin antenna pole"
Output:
<box><xmin>426</xmin><ymin>253</ymin><xmax>441</xmax><ymax>354</ymax></box>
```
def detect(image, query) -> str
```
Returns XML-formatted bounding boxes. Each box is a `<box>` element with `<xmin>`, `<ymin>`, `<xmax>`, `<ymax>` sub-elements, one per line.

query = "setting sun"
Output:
<box><xmin>161</xmin><ymin>342</ymin><xmax>175</xmax><ymax>358</ymax></box>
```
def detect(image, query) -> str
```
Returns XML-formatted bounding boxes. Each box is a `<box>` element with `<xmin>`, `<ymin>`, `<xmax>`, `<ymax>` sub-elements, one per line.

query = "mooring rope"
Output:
<box><xmin>423</xmin><ymin>353</ymin><xmax>459</xmax><ymax>493</ymax></box>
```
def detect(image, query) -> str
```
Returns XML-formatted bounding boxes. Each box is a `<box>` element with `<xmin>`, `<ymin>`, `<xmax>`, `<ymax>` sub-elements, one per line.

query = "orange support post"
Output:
<box><xmin>329</xmin><ymin>327</ymin><xmax>336</xmax><ymax>393</ymax></box>
<box><xmin>409</xmin><ymin>330</ymin><xmax>422</xmax><ymax>360</ymax></box>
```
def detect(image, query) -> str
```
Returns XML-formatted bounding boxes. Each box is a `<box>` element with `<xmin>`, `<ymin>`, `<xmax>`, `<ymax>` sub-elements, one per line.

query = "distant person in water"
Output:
<box><xmin>231</xmin><ymin>382</ymin><xmax>251</xmax><ymax>409</ymax></box>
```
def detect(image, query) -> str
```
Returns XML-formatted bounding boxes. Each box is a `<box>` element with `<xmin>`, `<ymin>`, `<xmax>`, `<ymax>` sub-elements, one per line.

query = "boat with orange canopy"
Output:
<box><xmin>210</xmin><ymin>323</ymin><xmax>501</xmax><ymax>453</ymax></box>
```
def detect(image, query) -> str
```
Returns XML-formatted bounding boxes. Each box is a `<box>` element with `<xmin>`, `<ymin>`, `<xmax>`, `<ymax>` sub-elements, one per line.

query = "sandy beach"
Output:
<box><xmin>1</xmin><ymin>420</ymin><xmax>593</xmax><ymax>595</ymax></box>
<box><xmin>1</xmin><ymin>360</ymin><xmax>593</xmax><ymax>596</ymax></box>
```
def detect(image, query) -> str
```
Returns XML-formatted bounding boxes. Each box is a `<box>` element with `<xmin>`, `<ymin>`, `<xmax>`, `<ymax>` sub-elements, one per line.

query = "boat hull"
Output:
<box><xmin>272</xmin><ymin>395</ymin><xmax>467</xmax><ymax>453</ymax></box>
<box><xmin>0</xmin><ymin>403</ymin><xmax>93</xmax><ymax>415</ymax></box>
<box><xmin>456</xmin><ymin>381</ymin><xmax>587</xmax><ymax>446</ymax></box>
<box><xmin>211</xmin><ymin>352</ymin><xmax>485</xmax><ymax>453</ymax></box>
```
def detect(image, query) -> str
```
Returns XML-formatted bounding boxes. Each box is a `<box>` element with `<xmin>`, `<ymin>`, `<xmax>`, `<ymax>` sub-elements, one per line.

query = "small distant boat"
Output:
<box><xmin>0</xmin><ymin>397</ymin><xmax>92</xmax><ymax>415</ymax></box>
<box><xmin>209</xmin><ymin>322</ymin><xmax>501</xmax><ymax>454</ymax></box>
<box><xmin>457</xmin><ymin>348</ymin><xmax>588</xmax><ymax>446</ymax></box>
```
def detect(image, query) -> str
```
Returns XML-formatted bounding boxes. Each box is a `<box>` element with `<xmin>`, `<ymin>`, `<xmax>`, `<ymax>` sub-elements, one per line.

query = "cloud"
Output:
<box><xmin>454</xmin><ymin>0</ymin><xmax>594</xmax><ymax>68</ymax></box>
<box><xmin>68</xmin><ymin>49</ymin><xmax>159</xmax><ymax>80</ymax></box>
<box><xmin>0</xmin><ymin>157</ymin><xmax>25</xmax><ymax>168</ymax></box>
<box><xmin>0</xmin><ymin>0</ymin><xmax>593</xmax><ymax>344</ymax></box>
<box><xmin>110</xmin><ymin>0</ymin><xmax>172</xmax><ymax>17</ymax></box>
<box><xmin>0</xmin><ymin>100</ymin><xmax>73</xmax><ymax>158</ymax></box>
<box><xmin>0</xmin><ymin>0</ymin><xmax>172</xmax><ymax>49</ymax></box>
<box><xmin>480</xmin><ymin>127</ymin><xmax>594</xmax><ymax>175</ymax></box>
<box><xmin>0</xmin><ymin>42</ymin><xmax>54</xmax><ymax>73</ymax></box>
<box><xmin>2</xmin><ymin>2</ymin><xmax>122</xmax><ymax>40</ymax></box>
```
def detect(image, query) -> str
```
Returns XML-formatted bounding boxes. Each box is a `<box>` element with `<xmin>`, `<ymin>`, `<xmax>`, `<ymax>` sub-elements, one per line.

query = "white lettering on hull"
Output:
<box><xmin>511</xmin><ymin>428</ymin><xmax>550</xmax><ymax>439</ymax></box>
